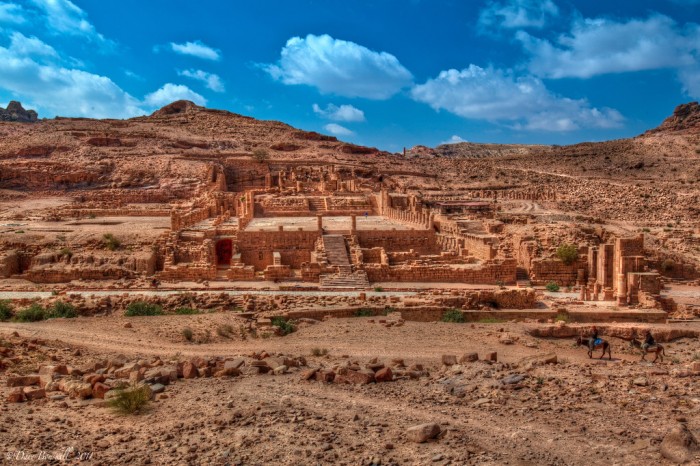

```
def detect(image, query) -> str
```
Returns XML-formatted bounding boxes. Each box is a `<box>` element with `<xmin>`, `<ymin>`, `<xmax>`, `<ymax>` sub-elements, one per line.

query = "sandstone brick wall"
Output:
<box><xmin>237</xmin><ymin>230</ymin><xmax>318</xmax><ymax>271</ymax></box>
<box><xmin>357</xmin><ymin>230</ymin><xmax>438</xmax><ymax>254</ymax></box>
<box><xmin>364</xmin><ymin>259</ymin><xmax>516</xmax><ymax>284</ymax></box>
<box><xmin>530</xmin><ymin>258</ymin><xmax>586</xmax><ymax>286</ymax></box>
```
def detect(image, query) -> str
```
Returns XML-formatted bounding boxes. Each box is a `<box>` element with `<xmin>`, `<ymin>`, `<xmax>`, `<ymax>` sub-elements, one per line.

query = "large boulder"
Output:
<box><xmin>660</xmin><ymin>423</ymin><xmax>699</xmax><ymax>463</ymax></box>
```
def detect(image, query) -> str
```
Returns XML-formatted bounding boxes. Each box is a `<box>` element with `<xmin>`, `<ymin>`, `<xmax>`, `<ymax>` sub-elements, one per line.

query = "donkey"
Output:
<box><xmin>576</xmin><ymin>336</ymin><xmax>612</xmax><ymax>360</ymax></box>
<box><xmin>630</xmin><ymin>338</ymin><xmax>665</xmax><ymax>362</ymax></box>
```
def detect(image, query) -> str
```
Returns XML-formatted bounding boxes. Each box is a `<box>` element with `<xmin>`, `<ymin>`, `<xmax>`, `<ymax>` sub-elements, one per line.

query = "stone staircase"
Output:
<box><xmin>516</xmin><ymin>267</ymin><xmax>531</xmax><ymax>288</ymax></box>
<box><xmin>320</xmin><ymin>270</ymin><xmax>370</xmax><ymax>289</ymax></box>
<box><xmin>308</xmin><ymin>197</ymin><xmax>326</xmax><ymax>212</ymax></box>
<box><xmin>322</xmin><ymin>235</ymin><xmax>351</xmax><ymax>271</ymax></box>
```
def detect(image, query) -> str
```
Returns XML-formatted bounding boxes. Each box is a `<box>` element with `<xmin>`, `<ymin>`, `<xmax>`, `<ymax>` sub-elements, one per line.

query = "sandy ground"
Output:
<box><xmin>1</xmin><ymin>316</ymin><xmax>699</xmax><ymax>465</ymax></box>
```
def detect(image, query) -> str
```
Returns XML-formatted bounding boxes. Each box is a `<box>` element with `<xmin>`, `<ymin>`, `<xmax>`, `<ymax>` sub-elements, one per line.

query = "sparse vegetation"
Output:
<box><xmin>174</xmin><ymin>307</ymin><xmax>200</xmax><ymax>315</ymax></box>
<box><xmin>0</xmin><ymin>300</ymin><xmax>13</xmax><ymax>321</ymax></box>
<box><xmin>47</xmin><ymin>301</ymin><xmax>77</xmax><ymax>319</ymax></box>
<box><xmin>108</xmin><ymin>383</ymin><xmax>151</xmax><ymax>415</ymax></box>
<box><xmin>555</xmin><ymin>313</ymin><xmax>569</xmax><ymax>323</ymax></box>
<box><xmin>124</xmin><ymin>301</ymin><xmax>163</xmax><ymax>317</ymax></box>
<box><xmin>252</xmin><ymin>148</ymin><xmax>269</xmax><ymax>163</ymax></box>
<box><xmin>373</xmin><ymin>286</ymin><xmax>384</xmax><ymax>292</ymax></box>
<box><xmin>103</xmin><ymin>233</ymin><xmax>121</xmax><ymax>251</ymax></box>
<box><xmin>217</xmin><ymin>324</ymin><xmax>234</xmax><ymax>338</ymax></box>
<box><xmin>14</xmin><ymin>303</ymin><xmax>46</xmax><ymax>322</ymax></box>
<box><xmin>271</xmin><ymin>316</ymin><xmax>294</xmax><ymax>335</ymax></box>
<box><xmin>556</xmin><ymin>244</ymin><xmax>579</xmax><ymax>265</ymax></box>
<box><xmin>353</xmin><ymin>308</ymin><xmax>374</xmax><ymax>317</ymax></box>
<box><xmin>311</xmin><ymin>347</ymin><xmax>329</xmax><ymax>356</ymax></box>
<box><xmin>442</xmin><ymin>309</ymin><xmax>465</xmax><ymax>323</ymax></box>
<box><xmin>58</xmin><ymin>247</ymin><xmax>73</xmax><ymax>259</ymax></box>
<box><xmin>182</xmin><ymin>327</ymin><xmax>193</xmax><ymax>341</ymax></box>
<box><xmin>546</xmin><ymin>281</ymin><xmax>561</xmax><ymax>292</ymax></box>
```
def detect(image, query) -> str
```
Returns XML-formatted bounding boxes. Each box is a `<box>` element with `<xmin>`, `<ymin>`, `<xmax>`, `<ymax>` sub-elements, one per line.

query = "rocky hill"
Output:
<box><xmin>646</xmin><ymin>101</ymin><xmax>700</xmax><ymax>135</ymax></box>
<box><xmin>0</xmin><ymin>101</ymin><xmax>37</xmax><ymax>123</ymax></box>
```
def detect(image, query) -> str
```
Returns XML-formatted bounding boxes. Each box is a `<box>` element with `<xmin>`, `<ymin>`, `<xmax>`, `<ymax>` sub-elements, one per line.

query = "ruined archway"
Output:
<box><xmin>215</xmin><ymin>239</ymin><xmax>233</xmax><ymax>266</ymax></box>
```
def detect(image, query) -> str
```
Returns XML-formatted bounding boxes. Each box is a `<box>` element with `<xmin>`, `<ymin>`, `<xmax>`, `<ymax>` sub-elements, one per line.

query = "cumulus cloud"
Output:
<box><xmin>143</xmin><ymin>83</ymin><xmax>206</xmax><ymax>108</ymax></box>
<box><xmin>518</xmin><ymin>14</ymin><xmax>698</xmax><ymax>79</ymax></box>
<box><xmin>678</xmin><ymin>64</ymin><xmax>700</xmax><ymax>98</ymax></box>
<box><xmin>312</xmin><ymin>103</ymin><xmax>365</xmax><ymax>122</ymax></box>
<box><xmin>0</xmin><ymin>42</ymin><xmax>143</xmax><ymax>118</ymax></box>
<box><xmin>0</xmin><ymin>2</ymin><xmax>25</xmax><ymax>24</ymax></box>
<box><xmin>479</xmin><ymin>0</ymin><xmax>558</xmax><ymax>31</ymax></box>
<box><xmin>29</xmin><ymin>0</ymin><xmax>112</xmax><ymax>45</ymax></box>
<box><xmin>178</xmin><ymin>69</ymin><xmax>224</xmax><ymax>92</ymax></box>
<box><xmin>440</xmin><ymin>135</ymin><xmax>468</xmax><ymax>145</ymax></box>
<box><xmin>170</xmin><ymin>40</ymin><xmax>221</xmax><ymax>61</ymax></box>
<box><xmin>264</xmin><ymin>34</ymin><xmax>413</xmax><ymax>99</ymax></box>
<box><xmin>323</xmin><ymin>123</ymin><xmax>354</xmax><ymax>136</ymax></box>
<box><xmin>411</xmin><ymin>65</ymin><xmax>623</xmax><ymax>131</ymax></box>
<box><xmin>7</xmin><ymin>31</ymin><xmax>58</xmax><ymax>58</ymax></box>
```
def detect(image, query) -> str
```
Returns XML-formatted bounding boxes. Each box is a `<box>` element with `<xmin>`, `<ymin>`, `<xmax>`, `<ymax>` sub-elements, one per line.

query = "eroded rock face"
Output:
<box><xmin>0</xmin><ymin>101</ymin><xmax>38</xmax><ymax>122</ymax></box>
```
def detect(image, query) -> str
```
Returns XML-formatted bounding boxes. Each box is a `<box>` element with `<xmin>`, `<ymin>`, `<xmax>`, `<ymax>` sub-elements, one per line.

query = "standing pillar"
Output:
<box><xmin>317</xmin><ymin>214</ymin><xmax>323</xmax><ymax>234</ymax></box>
<box><xmin>350</xmin><ymin>215</ymin><xmax>357</xmax><ymax>234</ymax></box>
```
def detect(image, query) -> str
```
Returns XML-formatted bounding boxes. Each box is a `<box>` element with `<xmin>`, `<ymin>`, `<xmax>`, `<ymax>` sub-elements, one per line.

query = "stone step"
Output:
<box><xmin>319</xmin><ymin>270</ymin><xmax>369</xmax><ymax>289</ymax></box>
<box><xmin>322</xmin><ymin>235</ymin><xmax>350</xmax><ymax>266</ymax></box>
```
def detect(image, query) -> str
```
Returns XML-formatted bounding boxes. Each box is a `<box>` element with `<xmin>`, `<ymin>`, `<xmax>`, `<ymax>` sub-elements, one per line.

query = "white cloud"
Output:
<box><xmin>8</xmin><ymin>31</ymin><xmax>58</xmax><ymax>58</ymax></box>
<box><xmin>479</xmin><ymin>0</ymin><xmax>558</xmax><ymax>31</ymax></box>
<box><xmin>264</xmin><ymin>34</ymin><xmax>413</xmax><ymax>99</ymax></box>
<box><xmin>178</xmin><ymin>69</ymin><xmax>224</xmax><ymax>92</ymax></box>
<box><xmin>170</xmin><ymin>40</ymin><xmax>221</xmax><ymax>61</ymax></box>
<box><xmin>312</xmin><ymin>103</ymin><xmax>365</xmax><ymax>122</ymax></box>
<box><xmin>143</xmin><ymin>83</ymin><xmax>206</xmax><ymax>108</ymax></box>
<box><xmin>678</xmin><ymin>64</ymin><xmax>700</xmax><ymax>98</ymax></box>
<box><xmin>0</xmin><ymin>42</ymin><xmax>143</xmax><ymax>118</ymax></box>
<box><xmin>441</xmin><ymin>135</ymin><xmax>468</xmax><ymax>145</ymax></box>
<box><xmin>0</xmin><ymin>2</ymin><xmax>25</xmax><ymax>24</ymax></box>
<box><xmin>518</xmin><ymin>14</ymin><xmax>698</xmax><ymax>79</ymax></box>
<box><xmin>29</xmin><ymin>0</ymin><xmax>111</xmax><ymax>45</ymax></box>
<box><xmin>411</xmin><ymin>65</ymin><xmax>623</xmax><ymax>131</ymax></box>
<box><xmin>323</xmin><ymin>123</ymin><xmax>354</xmax><ymax>136</ymax></box>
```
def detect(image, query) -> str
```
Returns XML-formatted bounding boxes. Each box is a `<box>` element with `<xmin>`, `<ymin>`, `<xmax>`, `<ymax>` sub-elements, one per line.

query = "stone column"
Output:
<box><xmin>350</xmin><ymin>215</ymin><xmax>357</xmax><ymax>234</ymax></box>
<box><xmin>317</xmin><ymin>214</ymin><xmax>323</xmax><ymax>234</ymax></box>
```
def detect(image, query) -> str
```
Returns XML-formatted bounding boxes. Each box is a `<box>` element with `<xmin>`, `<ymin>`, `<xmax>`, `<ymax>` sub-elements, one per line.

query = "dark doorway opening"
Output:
<box><xmin>216</xmin><ymin>239</ymin><xmax>233</xmax><ymax>266</ymax></box>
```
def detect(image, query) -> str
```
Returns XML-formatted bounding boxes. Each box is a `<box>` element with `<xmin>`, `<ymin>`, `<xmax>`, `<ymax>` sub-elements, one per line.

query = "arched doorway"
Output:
<box><xmin>215</xmin><ymin>239</ymin><xmax>233</xmax><ymax>266</ymax></box>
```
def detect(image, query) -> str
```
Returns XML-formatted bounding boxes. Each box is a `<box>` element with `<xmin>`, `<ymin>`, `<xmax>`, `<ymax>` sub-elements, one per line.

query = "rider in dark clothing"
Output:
<box><xmin>589</xmin><ymin>326</ymin><xmax>599</xmax><ymax>350</ymax></box>
<box><xmin>642</xmin><ymin>330</ymin><xmax>655</xmax><ymax>350</ymax></box>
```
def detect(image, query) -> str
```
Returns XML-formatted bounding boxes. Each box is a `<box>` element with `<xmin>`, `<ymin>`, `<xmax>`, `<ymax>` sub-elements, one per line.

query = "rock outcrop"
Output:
<box><xmin>0</xmin><ymin>101</ymin><xmax>38</xmax><ymax>122</ymax></box>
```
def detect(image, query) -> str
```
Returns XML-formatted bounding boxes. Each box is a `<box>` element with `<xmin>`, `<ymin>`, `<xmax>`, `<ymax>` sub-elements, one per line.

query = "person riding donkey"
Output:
<box><xmin>589</xmin><ymin>326</ymin><xmax>602</xmax><ymax>352</ymax></box>
<box><xmin>641</xmin><ymin>330</ymin><xmax>656</xmax><ymax>351</ymax></box>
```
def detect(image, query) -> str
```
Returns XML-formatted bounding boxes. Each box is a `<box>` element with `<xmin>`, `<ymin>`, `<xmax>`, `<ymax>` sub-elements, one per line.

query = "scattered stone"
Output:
<box><xmin>406</xmin><ymin>423</ymin><xmax>442</xmax><ymax>443</ymax></box>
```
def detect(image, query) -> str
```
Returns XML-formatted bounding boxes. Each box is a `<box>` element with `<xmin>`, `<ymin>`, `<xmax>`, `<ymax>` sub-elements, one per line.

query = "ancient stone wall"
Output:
<box><xmin>356</xmin><ymin>230</ymin><xmax>438</xmax><ymax>254</ymax></box>
<box><xmin>236</xmin><ymin>230</ymin><xmax>318</xmax><ymax>271</ymax></box>
<box><xmin>364</xmin><ymin>259</ymin><xmax>516</xmax><ymax>284</ymax></box>
<box><xmin>0</xmin><ymin>251</ymin><xmax>20</xmax><ymax>277</ymax></box>
<box><xmin>529</xmin><ymin>258</ymin><xmax>587</xmax><ymax>286</ymax></box>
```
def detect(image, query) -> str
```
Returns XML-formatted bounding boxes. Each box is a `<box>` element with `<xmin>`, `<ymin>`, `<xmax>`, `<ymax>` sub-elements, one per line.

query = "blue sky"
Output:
<box><xmin>1</xmin><ymin>1</ymin><xmax>699</xmax><ymax>152</ymax></box>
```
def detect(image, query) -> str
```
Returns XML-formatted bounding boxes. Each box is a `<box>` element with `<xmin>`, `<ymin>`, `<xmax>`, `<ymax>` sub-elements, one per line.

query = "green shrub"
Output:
<box><xmin>14</xmin><ymin>304</ymin><xmax>46</xmax><ymax>322</ymax></box>
<box><xmin>103</xmin><ymin>233</ymin><xmax>121</xmax><ymax>251</ymax></box>
<box><xmin>124</xmin><ymin>301</ymin><xmax>163</xmax><ymax>317</ymax></box>
<box><xmin>545</xmin><ymin>281</ymin><xmax>560</xmax><ymax>292</ymax></box>
<box><xmin>174</xmin><ymin>307</ymin><xmax>200</xmax><ymax>315</ymax></box>
<box><xmin>47</xmin><ymin>301</ymin><xmax>77</xmax><ymax>319</ymax></box>
<box><xmin>182</xmin><ymin>327</ymin><xmax>193</xmax><ymax>341</ymax></box>
<box><xmin>58</xmin><ymin>247</ymin><xmax>73</xmax><ymax>259</ymax></box>
<box><xmin>555</xmin><ymin>313</ymin><xmax>569</xmax><ymax>323</ymax></box>
<box><xmin>353</xmin><ymin>308</ymin><xmax>374</xmax><ymax>317</ymax></box>
<box><xmin>108</xmin><ymin>383</ymin><xmax>151</xmax><ymax>415</ymax></box>
<box><xmin>0</xmin><ymin>300</ymin><xmax>13</xmax><ymax>321</ymax></box>
<box><xmin>373</xmin><ymin>286</ymin><xmax>384</xmax><ymax>292</ymax></box>
<box><xmin>271</xmin><ymin>316</ymin><xmax>294</xmax><ymax>335</ymax></box>
<box><xmin>556</xmin><ymin>244</ymin><xmax>579</xmax><ymax>265</ymax></box>
<box><xmin>441</xmin><ymin>309</ymin><xmax>465</xmax><ymax>323</ymax></box>
<box><xmin>311</xmin><ymin>347</ymin><xmax>329</xmax><ymax>356</ymax></box>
